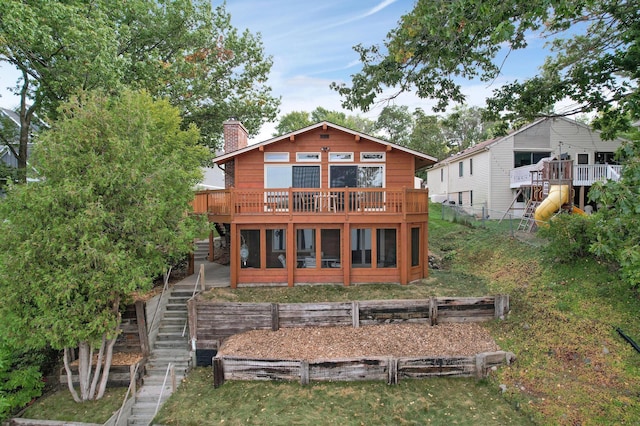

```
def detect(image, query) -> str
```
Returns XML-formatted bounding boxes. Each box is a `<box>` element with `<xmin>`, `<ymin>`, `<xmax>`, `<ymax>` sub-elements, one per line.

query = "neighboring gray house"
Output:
<box><xmin>0</xmin><ymin>107</ymin><xmax>43</xmax><ymax>167</ymax></box>
<box><xmin>426</xmin><ymin>117</ymin><xmax>624</xmax><ymax>218</ymax></box>
<box><xmin>197</xmin><ymin>165</ymin><xmax>226</xmax><ymax>190</ymax></box>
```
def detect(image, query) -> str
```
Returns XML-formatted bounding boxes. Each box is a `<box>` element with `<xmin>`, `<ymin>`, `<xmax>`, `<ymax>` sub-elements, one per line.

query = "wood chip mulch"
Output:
<box><xmin>218</xmin><ymin>322</ymin><xmax>500</xmax><ymax>360</ymax></box>
<box><xmin>70</xmin><ymin>352</ymin><xmax>143</xmax><ymax>366</ymax></box>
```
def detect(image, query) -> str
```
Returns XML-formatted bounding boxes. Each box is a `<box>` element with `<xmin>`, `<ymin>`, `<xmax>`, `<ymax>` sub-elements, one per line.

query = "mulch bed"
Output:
<box><xmin>218</xmin><ymin>323</ymin><xmax>500</xmax><ymax>360</ymax></box>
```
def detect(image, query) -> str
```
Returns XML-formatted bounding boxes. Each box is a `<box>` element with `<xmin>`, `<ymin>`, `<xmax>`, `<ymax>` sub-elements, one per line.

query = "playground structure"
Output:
<box><xmin>518</xmin><ymin>159</ymin><xmax>585</xmax><ymax>231</ymax></box>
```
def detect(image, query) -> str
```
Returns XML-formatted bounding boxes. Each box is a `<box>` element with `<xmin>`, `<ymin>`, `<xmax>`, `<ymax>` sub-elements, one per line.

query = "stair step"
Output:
<box><xmin>159</xmin><ymin>320</ymin><xmax>187</xmax><ymax>329</ymax></box>
<box><xmin>147</xmin><ymin>363</ymin><xmax>191</xmax><ymax>372</ymax></box>
<box><xmin>156</xmin><ymin>334</ymin><xmax>188</xmax><ymax>342</ymax></box>
<box><xmin>168</xmin><ymin>296</ymin><xmax>190</xmax><ymax>302</ymax></box>
<box><xmin>158</xmin><ymin>325</ymin><xmax>186</xmax><ymax>333</ymax></box>
<box><xmin>166</xmin><ymin>303</ymin><xmax>188</xmax><ymax>311</ymax></box>
<box><xmin>150</xmin><ymin>348</ymin><xmax>192</xmax><ymax>357</ymax></box>
<box><xmin>154</xmin><ymin>341</ymin><xmax>188</xmax><ymax>349</ymax></box>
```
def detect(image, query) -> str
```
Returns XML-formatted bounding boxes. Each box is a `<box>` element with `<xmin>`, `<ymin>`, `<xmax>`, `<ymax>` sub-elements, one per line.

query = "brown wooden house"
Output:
<box><xmin>192</xmin><ymin>120</ymin><xmax>437</xmax><ymax>287</ymax></box>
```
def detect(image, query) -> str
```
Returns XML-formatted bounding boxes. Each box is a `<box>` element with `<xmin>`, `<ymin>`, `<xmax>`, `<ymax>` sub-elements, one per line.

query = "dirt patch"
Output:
<box><xmin>218</xmin><ymin>323</ymin><xmax>500</xmax><ymax>360</ymax></box>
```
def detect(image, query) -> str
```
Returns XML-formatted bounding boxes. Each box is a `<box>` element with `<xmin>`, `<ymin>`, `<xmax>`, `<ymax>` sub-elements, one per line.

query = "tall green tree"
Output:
<box><xmin>0</xmin><ymin>0</ymin><xmax>279</xmax><ymax>181</ymax></box>
<box><xmin>589</xmin><ymin>130</ymin><xmax>640</xmax><ymax>289</ymax></box>
<box><xmin>273</xmin><ymin>111</ymin><xmax>313</xmax><ymax>136</ymax></box>
<box><xmin>375</xmin><ymin>105</ymin><xmax>413</xmax><ymax>146</ymax></box>
<box><xmin>0</xmin><ymin>90</ymin><xmax>209</xmax><ymax>401</ymax></box>
<box><xmin>441</xmin><ymin>105</ymin><xmax>492</xmax><ymax>153</ymax></box>
<box><xmin>410</xmin><ymin>109</ymin><xmax>448</xmax><ymax>161</ymax></box>
<box><xmin>332</xmin><ymin>0</ymin><xmax>639</xmax><ymax>138</ymax></box>
<box><xmin>273</xmin><ymin>107</ymin><xmax>376</xmax><ymax>136</ymax></box>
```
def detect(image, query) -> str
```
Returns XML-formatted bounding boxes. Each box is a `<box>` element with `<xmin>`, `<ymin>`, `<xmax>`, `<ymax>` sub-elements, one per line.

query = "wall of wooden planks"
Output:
<box><xmin>213</xmin><ymin>351</ymin><xmax>516</xmax><ymax>388</ymax></box>
<box><xmin>189</xmin><ymin>295</ymin><xmax>510</xmax><ymax>352</ymax></box>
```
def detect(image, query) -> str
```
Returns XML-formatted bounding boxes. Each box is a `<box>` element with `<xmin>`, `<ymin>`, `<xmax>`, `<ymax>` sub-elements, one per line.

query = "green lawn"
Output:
<box><xmin>20</xmin><ymin>386</ymin><xmax>128</xmax><ymax>423</ymax></box>
<box><xmin>156</xmin><ymin>369</ymin><xmax>533</xmax><ymax>425</ymax></box>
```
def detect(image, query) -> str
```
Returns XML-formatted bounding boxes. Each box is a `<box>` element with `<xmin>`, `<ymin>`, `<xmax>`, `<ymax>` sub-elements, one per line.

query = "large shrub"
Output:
<box><xmin>537</xmin><ymin>213</ymin><xmax>596</xmax><ymax>262</ymax></box>
<box><xmin>0</xmin><ymin>341</ymin><xmax>47</xmax><ymax>421</ymax></box>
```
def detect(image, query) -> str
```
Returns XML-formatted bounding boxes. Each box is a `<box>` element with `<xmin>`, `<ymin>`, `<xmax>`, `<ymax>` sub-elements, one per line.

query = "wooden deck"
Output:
<box><xmin>192</xmin><ymin>188</ymin><xmax>429</xmax><ymax>223</ymax></box>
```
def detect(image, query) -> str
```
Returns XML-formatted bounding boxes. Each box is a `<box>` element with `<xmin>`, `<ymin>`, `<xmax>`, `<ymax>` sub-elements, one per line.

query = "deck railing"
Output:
<box><xmin>191</xmin><ymin>188</ymin><xmax>429</xmax><ymax>217</ymax></box>
<box><xmin>510</xmin><ymin>164</ymin><xmax>622</xmax><ymax>188</ymax></box>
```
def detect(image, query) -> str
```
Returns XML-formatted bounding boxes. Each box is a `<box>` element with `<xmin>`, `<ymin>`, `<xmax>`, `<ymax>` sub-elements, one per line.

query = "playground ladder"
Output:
<box><xmin>517</xmin><ymin>200</ymin><xmax>540</xmax><ymax>232</ymax></box>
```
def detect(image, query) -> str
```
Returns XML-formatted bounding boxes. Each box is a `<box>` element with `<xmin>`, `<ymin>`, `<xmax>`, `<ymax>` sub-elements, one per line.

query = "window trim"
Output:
<box><xmin>296</xmin><ymin>152</ymin><xmax>321</xmax><ymax>162</ymax></box>
<box><xmin>360</xmin><ymin>152</ymin><xmax>386</xmax><ymax>162</ymax></box>
<box><xmin>265</xmin><ymin>164</ymin><xmax>321</xmax><ymax>188</ymax></box>
<box><xmin>264</xmin><ymin>152</ymin><xmax>289</xmax><ymax>162</ymax></box>
<box><xmin>329</xmin><ymin>152</ymin><xmax>354</xmax><ymax>162</ymax></box>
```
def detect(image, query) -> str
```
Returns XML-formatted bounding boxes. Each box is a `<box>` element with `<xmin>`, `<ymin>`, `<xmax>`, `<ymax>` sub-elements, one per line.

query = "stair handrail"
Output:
<box><xmin>148</xmin><ymin>266</ymin><xmax>172</xmax><ymax>340</ymax></box>
<box><xmin>153</xmin><ymin>363</ymin><xmax>174</xmax><ymax>422</ymax></box>
<box><xmin>182</xmin><ymin>264</ymin><xmax>203</xmax><ymax>338</ymax></box>
<box><xmin>113</xmin><ymin>361</ymin><xmax>140</xmax><ymax>425</ymax></box>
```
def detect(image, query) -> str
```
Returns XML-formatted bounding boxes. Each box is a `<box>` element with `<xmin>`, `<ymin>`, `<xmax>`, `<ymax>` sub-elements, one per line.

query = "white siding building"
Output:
<box><xmin>426</xmin><ymin>117</ymin><xmax>624</xmax><ymax>218</ymax></box>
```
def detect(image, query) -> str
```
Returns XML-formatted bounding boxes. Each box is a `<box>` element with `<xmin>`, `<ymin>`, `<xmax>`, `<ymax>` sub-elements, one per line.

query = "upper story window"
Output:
<box><xmin>329</xmin><ymin>165</ymin><xmax>384</xmax><ymax>188</ymax></box>
<box><xmin>265</xmin><ymin>165</ymin><xmax>320</xmax><ymax>188</ymax></box>
<box><xmin>458</xmin><ymin>161</ymin><xmax>463</xmax><ymax>177</ymax></box>
<box><xmin>577</xmin><ymin>153</ymin><xmax>588</xmax><ymax>164</ymax></box>
<box><xmin>360</xmin><ymin>152</ymin><xmax>385</xmax><ymax>162</ymax></box>
<box><xmin>329</xmin><ymin>152</ymin><xmax>353</xmax><ymax>162</ymax></box>
<box><xmin>265</xmin><ymin>152</ymin><xmax>289</xmax><ymax>162</ymax></box>
<box><xmin>440</xmin><ymin>168</ymin><xmax>443</xmax><ymax>182</ymax></box>
<box><xmin>296</xmin><ymin>152</ymin><xmax>320</xmax><ymax>162</ymax></box>
<box><xmin>469</xmin><ymin>158</ymin><xmax>473</xmax><ymax>175</ymax></box>
<box><xmin>514</xmin><ymin>151</ymin><xmax>551</xmax><ymax>167</ymax></box>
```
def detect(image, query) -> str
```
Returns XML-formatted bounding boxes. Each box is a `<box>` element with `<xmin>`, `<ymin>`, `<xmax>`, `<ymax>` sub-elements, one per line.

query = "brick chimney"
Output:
<box><xmin>222</xmin><ymin>118</ymin><xmax>248</xmax><ymax>189</ymax></box>
<box><xmin>223</xmin><ymin>118</ymin><xmax>249</xmax><ymax>153</ymax></box>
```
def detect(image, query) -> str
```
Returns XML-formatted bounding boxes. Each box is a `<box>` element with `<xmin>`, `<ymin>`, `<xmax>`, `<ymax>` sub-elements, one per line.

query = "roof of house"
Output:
<box><xmin>428</xmin><ymin>117</ymin><xmax>603</xmax><ymax>170</ymax></box>
<box><xmin>0</xmin><ymin>107</ymin><xmax>20</xmax><ymax>127</ymax></box>
<box><xmin>213</xmin><ymin>121</ymin><xmax>438</xmax><ymax>170</ymax></box>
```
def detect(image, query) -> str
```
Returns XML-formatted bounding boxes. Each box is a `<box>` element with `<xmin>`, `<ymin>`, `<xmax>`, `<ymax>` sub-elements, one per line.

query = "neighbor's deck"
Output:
<box><xmin>192</xmin><ymin>188</ymin><xmax>429</xmax><ymax>224</ymax></box>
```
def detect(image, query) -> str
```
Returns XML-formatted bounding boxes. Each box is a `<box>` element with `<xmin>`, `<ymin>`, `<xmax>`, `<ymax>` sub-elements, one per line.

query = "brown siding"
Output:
<box><xmin>233</xmin><ymin>127</ymin><xmax>417</xmax><ymax>190</ymax></box>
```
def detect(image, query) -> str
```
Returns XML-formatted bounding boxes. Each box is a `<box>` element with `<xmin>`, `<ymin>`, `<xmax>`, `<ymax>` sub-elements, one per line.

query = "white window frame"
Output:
<box><xmin>296</xmin><ymin>152</ymin><xmax>321</xmax><ymax>162</ymax></box>
<box><xmin>264</xmin><ymin>152</ymin><xmax>289</xmax><ymax>162</ymax></box>
<box><xmin>329</xmin><ymin>152</ymin><xmax>354</xmax><ymax>162</ymax></box>
<box><xmin>360</xmin><ymin>152</ymin><xmax>385</xmax><ymax>162</ymax></box>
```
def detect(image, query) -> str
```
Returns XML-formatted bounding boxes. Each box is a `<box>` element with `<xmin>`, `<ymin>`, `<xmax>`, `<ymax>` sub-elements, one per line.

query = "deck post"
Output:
<box><xmin>230</xmin><ymin>222</ymin><xmax>238</xmax><ymax>288</ymax></box>
<box><xmin>135</xmin><ymin>300</ymin><xmax>150</xmax><ymax>357</ymax></box>
<box><xmin>343</xmin><ymin>222</ymin><xmax>351</xmax><ymax>286</ymax></box>
<box><xmin>287</xmin><ymin>222</ymin><xmax>295</xmax><ymax>287</ymax></box>
<box><xmin>400</xmin><ymin>222</ymin><xmax>408</xmax><ymax>285</ymax></box>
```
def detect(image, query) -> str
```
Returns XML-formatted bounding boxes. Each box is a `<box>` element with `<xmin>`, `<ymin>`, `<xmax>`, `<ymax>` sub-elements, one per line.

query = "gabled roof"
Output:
<box><xmin>428</xmin><ymin>117</ymin><xmax>597</xmax><ymax>169</ymax></box>
<box><xmin>0</xmin><ymin>107</ymin><xmax>47</xmax><ymax>134</ymax></box>
<box><xmin>213</xmin><ymin>121</ymin><xmax>438</xmax><ymax>170</ymax></box>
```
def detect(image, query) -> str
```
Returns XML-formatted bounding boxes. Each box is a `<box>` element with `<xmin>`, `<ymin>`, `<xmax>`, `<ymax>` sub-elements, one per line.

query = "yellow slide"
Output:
<box><xmin>572</xmin><ymin>206</ymin><xmax>587</xmax><ymax>216</ymax></box>
<box><xmin>534</xmin><ymin>185</ymin><xmax>570</xmax><ymax>225</ymax></box>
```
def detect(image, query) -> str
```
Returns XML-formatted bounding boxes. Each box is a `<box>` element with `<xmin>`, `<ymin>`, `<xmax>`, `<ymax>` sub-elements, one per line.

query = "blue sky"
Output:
<box><xmin>0</xmin><ymin>0</ymin><xmax>554</xmax><ymax>142</ymax></box>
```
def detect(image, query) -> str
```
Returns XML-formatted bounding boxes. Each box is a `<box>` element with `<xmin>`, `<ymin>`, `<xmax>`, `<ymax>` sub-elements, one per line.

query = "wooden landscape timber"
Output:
<box><xmin>189</xmin><ymin>295</ymin><xmax>510</xmax><ymax>352</ymax></box>
<box><xmin>213</xmin><ymin>351</ymin><xmax>516</xmax><ymax>387</ymax></box>
<box><xmin>59</xmin><ymin>360</ymin><xmax>145</xmax><ymax>389</ymax></box>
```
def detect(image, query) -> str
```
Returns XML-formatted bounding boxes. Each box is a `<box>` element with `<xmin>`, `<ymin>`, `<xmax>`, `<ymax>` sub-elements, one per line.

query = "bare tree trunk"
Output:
<box><xmin>63</xmin><ymin>347</ymin><xmax>81</xmax><ymax>403</ymax></box>
<box><xmin>96</xmin><ymin>298</ymin><xmax>121</xmax><ymax>400</ymax></box>
<box><xmin>88</xmin><ymin>335</ymin><xmax>106</xmax><ymax>400</ymax></box>
<box><xmin>96</xmin><ymin>333</ymin><xmax>118</xmax><ymax>400</ymax></box>
<box><xmin>17</xmin><ymin>68</ymin><xmax>36</xmax><ymax>184</ymax></box>
<box><xmin>77</xmin><ymin>342</ymin><xmax>92</xmax><ymax>401</ymax></box>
